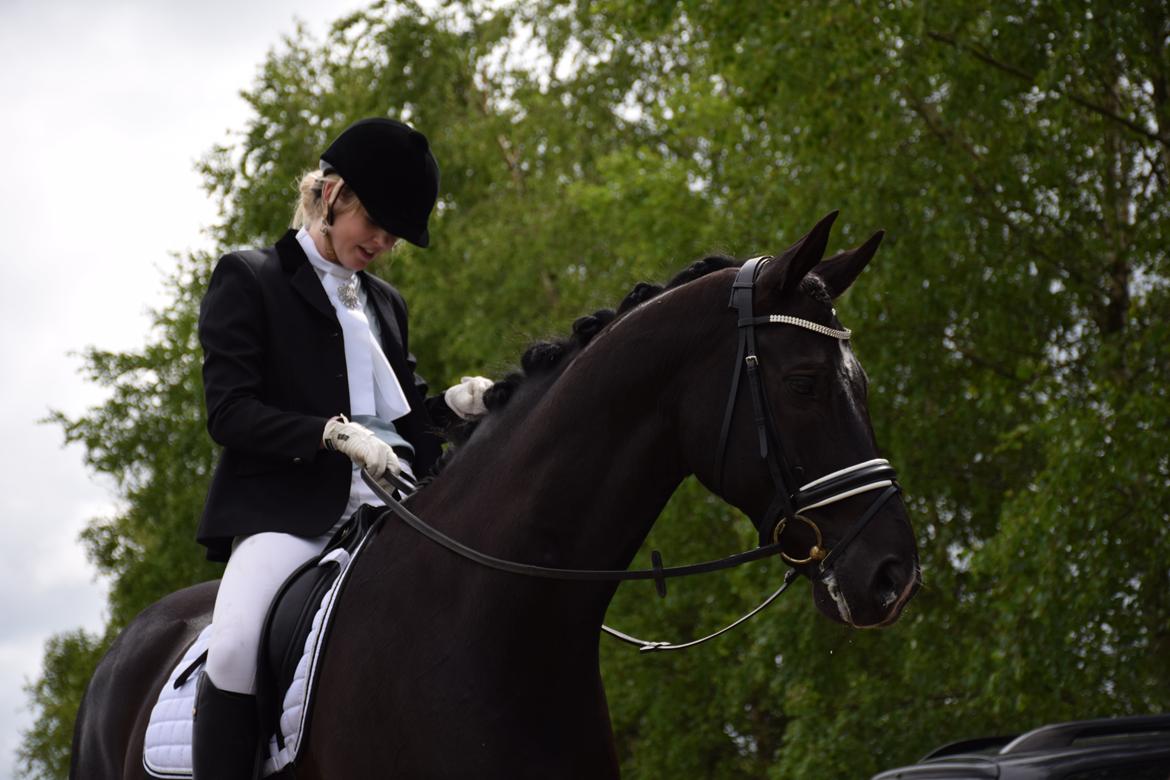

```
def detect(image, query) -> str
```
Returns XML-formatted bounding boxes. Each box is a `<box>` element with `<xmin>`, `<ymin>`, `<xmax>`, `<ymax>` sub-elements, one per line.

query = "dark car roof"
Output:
<box><xmin>872</xmin><ymin>714</ymin><xmax>1170</xmax><ymax>779</ymax></box>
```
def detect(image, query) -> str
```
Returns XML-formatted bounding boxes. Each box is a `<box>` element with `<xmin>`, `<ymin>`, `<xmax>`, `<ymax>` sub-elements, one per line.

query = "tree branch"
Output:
<box><xmin>1098</xmin><ymin>64</ymin><xmax>1134</xmax><ymax>340</ymax></box>
<box><xmin>926</xmin><ymin>30</ymin><xmax>1170</xmax><ymax>150</ymax></box>
<box><xmin>1144</xmin><ymin>2</ymin><xmax>1170</xmax><ymax>178</ymax></box>
<box><xmin>901</xmin><ymin>89</ymin><xmax>1095</xmax><ymax>293</ymax></box>
<box><xmin>470</xmin><ymin>61</ymin><xmax>525</xmax><ymax>191</ymax></box>
<box><xmin>954</xmin><ymin>346</ymin><xmax>1032</xmax><ymax>386</ymax></box>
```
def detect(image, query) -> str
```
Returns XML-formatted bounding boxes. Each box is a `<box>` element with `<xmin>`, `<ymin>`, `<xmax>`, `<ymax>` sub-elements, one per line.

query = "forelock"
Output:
<box><xmin>799</xmin><ymin>274</ymin><xmax>833</xmax><ymax>307</ymax></box>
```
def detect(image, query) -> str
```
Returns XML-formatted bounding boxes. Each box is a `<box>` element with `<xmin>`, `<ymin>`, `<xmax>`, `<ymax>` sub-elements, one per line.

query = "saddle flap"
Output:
<box><xmin>255</xmin><ymin>506</ymin><xmax>383</xmax><ymax>753</ymax></box>
<box><xmin>144</xmin><ymin>506</ymin><xmax>386</xmax><ymax>779</ymax></box>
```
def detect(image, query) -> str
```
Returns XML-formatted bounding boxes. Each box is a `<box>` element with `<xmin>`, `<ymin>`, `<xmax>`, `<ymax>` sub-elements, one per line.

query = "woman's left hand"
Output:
<box><xmin>444</xmin><ymin>376</ymin><xmax>494</xmax><ymax>420</ymax></box>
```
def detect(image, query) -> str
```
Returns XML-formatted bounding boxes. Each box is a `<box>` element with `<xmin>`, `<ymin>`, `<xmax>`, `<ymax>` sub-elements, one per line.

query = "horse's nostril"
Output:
<box><xmin>873</xmin><ymin>558</ymin><xmax>905</xmax><ymax>609</ymax></box>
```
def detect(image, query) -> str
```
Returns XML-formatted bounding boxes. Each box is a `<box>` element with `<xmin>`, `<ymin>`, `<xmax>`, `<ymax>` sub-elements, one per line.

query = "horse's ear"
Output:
<box><xmin>816</xmin><ymin>230</ymin><xmax>884</xmax><ymax>300</ymax></box>
<box><xmin>758</xmin><ymin>211</ymin><xmax>838</xmax><ymax>295</ymax></box>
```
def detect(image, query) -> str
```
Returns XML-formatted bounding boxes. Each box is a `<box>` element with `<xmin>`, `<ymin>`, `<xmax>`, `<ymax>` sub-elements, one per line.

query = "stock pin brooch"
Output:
<box><xmin>337</xmin><ymin>277</ymin><xmax>361</xmax><ymax>310</ymax></box>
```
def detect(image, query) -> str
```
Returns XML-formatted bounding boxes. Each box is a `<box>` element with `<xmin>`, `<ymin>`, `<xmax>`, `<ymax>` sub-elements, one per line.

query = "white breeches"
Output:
<box><xmin>204</xmin><ymin>463</ymin><xmax>399</xmax><ymax>694</ymax></box>
<box><xmin>205</xmin><ymin>531</ymin><xmax>332</xmax><ymax>694</ymax></box>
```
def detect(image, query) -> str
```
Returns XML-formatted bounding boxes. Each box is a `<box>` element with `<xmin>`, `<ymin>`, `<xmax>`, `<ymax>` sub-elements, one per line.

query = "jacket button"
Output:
<box><xmin>293</xmin><ymin>457</ymin><xmax>303</xmax><ymax>465</ymax></box>
<box><xmin>336</xmin><ymin>373</ymin><xmax>344</xmax><ymax>379</ymax></box>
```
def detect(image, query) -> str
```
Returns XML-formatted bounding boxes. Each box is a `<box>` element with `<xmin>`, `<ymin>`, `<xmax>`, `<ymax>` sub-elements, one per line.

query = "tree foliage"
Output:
<box><xmin>16</xmin><ymin>631</ymin><xmax>105</xmax><ymax>780</ymax></box>
<box><xmin>22</xmin><ymin>1</ymin><xmax>1170</xmax><ymax>778</ymax></box>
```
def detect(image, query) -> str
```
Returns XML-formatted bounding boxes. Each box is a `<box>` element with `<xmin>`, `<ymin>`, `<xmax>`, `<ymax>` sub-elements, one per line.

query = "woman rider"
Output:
<box><xmin>192</xmin><ymin>117</ymin><xmax>491</xmax><ymax>778</ymax></box>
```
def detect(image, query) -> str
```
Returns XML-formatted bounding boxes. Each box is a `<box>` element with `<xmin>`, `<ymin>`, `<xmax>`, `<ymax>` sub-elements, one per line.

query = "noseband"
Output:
<box><xmin>713</xmin><ymin>256</ymin><xmax>900</xmax><ymax>572</ymax></box>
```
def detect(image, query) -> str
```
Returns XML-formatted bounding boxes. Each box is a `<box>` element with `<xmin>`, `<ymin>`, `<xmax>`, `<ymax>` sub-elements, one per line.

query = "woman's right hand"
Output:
<box><xmin>322</xmin><ymin>416</ymin><xmax>401</xmax><ymax>478</ymax></box>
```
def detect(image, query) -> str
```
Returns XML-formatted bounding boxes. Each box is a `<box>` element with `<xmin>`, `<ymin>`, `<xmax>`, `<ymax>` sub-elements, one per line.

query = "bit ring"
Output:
<box><xmin>773</xmin><ymin>514</ymin><xmax>827</xmax><ymax>565</ymax></box>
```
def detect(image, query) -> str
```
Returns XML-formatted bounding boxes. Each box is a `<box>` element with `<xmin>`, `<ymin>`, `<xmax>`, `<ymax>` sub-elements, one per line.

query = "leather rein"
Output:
<box><xmin>364</xmin><ymin>256</ymin><xmax>901</xmax><ymax>652</ymax></box>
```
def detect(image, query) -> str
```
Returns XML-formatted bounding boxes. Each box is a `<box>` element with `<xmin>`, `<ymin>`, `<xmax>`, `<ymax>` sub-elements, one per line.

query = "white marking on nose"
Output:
<box><xmin>822</xmin><ymin>571</ymin><xmax>854</xmax><ymax>626</ymax></box>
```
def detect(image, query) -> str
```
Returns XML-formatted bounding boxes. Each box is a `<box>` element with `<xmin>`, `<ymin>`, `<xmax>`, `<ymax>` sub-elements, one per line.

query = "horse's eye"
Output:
<box><xmin>785</xmin><ymin>376</ymin><xmax>815</xmax><ymax>396</ymax></box>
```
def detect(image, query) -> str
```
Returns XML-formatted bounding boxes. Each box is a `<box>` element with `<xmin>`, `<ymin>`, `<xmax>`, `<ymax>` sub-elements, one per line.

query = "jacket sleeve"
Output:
<box><xmin>199</xmin><ymin>253</ymin><xmax>327</xmax><ymax>462</ymax></box>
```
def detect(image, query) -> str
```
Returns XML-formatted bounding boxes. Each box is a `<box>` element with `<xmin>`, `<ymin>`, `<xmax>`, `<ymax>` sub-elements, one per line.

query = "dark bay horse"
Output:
<box><xmin>72</xmin><ymin>213</ymin><xmax>920</xmax><ymax>778</ymax></box>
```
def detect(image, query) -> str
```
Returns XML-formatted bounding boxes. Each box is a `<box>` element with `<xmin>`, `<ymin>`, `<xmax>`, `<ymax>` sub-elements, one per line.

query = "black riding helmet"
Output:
<box><xmin>320</xmin><ymin>118</ymin><xmax>440</xmax><ymax>248</ymax></box>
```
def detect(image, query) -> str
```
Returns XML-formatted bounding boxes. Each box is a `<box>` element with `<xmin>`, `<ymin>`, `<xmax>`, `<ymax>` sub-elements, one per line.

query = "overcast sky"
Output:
<box><xmin>0</xmin><ymin>1</ymin><xmax>367</xmax><ymax>775</ymax></box>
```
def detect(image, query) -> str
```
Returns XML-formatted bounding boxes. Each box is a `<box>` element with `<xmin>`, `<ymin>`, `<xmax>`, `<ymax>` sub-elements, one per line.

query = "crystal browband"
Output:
<box><xmin>766</xmin><ymin>315</ymin><xmax>852</xmax><ymax>340</ymax></box>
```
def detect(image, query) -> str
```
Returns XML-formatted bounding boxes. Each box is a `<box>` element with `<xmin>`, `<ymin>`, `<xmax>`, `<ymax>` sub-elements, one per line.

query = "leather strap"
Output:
<box><xmin>720</xmin><ymin>257</ymin><xmax>800</xmax><ymax>545</ymax></box>
<box><xmin>817</xmin><ymin>484</ymin><xmax>899</xmax><ymax>572</ymax></box>
<box><xmin>600</xmin><ymin>569</ymin><xmax>798</xmax><ymax>653</ymax></box>
<box><xmin>364</xmin><ymin>471</ymin><xmax>786</xmax><ymax>585</ymax></box>
<box><xmin>796</xmin><ymin>461</ymin><xmax>896</xmax><ymax>511</ymax></box>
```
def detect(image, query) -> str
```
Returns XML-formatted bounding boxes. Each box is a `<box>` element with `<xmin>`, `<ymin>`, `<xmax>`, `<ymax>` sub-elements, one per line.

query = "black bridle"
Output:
<box><xmin>364</xmin><ymin>257</ymin><xmax>901</xmax><ymax>651</ymax></box>
<box><xmin>714</xmin><ymin>256</ymin><xmax>901</xmax><ymax>570</ymax></box>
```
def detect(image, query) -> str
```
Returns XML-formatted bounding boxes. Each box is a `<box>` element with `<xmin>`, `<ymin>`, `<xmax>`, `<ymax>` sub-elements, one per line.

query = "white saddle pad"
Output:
<box><xmin>142</xmin><ymin>542</ymin><xmax>365</xmax><ymax>778</ymax></box>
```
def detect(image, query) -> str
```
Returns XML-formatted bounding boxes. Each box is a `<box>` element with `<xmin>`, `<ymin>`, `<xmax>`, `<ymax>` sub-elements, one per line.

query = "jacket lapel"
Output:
<box><xmin>274</xmin><ymin>231</ymin><xmax>417</xmax><ymax>404</ymax></box>
<box><xmin>276</xmin><ymin>230</ymin><xmax>336</xmax><ymax>321</ymax></box>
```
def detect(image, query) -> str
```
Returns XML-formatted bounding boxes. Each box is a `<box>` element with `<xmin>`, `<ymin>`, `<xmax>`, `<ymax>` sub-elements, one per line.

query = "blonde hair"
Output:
<box><xmin>290</xmin><ymin>169</ymin><xmax>364</xmax><ymax>229</ymax></box>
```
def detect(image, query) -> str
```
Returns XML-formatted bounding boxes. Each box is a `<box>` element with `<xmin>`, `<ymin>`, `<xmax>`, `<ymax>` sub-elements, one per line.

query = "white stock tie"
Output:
<box><xmin>321</xmin><ymin>272</ymin><xmax>411</xmax><ymax>421</ymax></box>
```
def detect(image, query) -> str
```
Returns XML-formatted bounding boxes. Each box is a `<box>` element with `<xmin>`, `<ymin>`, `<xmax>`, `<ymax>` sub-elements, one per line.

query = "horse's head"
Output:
<box><xmin>684</xmin><ymin>212</ymin><xmax>920</xmax><ymax>628</ymax></box>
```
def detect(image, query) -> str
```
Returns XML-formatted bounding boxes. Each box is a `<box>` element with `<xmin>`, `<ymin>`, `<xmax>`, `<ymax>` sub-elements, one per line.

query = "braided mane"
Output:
<box><xmin>430</xmin><ymin>255</ymin><xmax>738</xmax><ymax>475</ymax></box>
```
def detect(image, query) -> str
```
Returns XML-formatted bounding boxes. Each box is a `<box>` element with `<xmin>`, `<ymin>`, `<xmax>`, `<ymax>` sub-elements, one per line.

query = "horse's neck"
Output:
<box><xmin>420</xmin><ymin>283</ymin><xmax>719</xmax><ymax>579</ymax></box>
<box><xmin>329</xmin><ymin>280</ymin><xmax>725</xmax><ymax>740</ymax></box>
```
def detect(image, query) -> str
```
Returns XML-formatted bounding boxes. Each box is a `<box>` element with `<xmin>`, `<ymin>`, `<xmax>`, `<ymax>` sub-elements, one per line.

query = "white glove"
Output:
<box><xmin>322</xmin><ymin>416</ymin><xmax>401</xmax><ymax>478</ymax></box>
<box><xmin>443</xmin><ymin>375</ymin><xmax>494</xmax><ymax>420</ymax></box>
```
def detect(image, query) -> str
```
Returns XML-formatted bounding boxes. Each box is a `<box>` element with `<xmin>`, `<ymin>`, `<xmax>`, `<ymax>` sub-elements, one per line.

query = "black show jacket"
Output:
<box><xmin>196</xmin><ymin>230</ymin><xmax>443</xmax><ymax>561</ymax></box>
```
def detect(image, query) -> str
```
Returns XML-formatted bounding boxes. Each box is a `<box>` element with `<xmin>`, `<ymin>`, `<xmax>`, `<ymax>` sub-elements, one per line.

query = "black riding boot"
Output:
<box><xmin>192</xmin><ymin>673</ymin><xmax>260</xmax><ymax>780</ymax></box>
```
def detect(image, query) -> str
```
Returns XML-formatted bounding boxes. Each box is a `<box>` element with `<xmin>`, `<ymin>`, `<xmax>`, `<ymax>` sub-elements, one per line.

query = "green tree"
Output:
<box><xmin>541</xmin><ymin>0</ymin><xmax>1170</xmax><ymax>776</ymax></box>
<box><xmin>22</xmin><ymin>1</ymin><xmax>1170</xmax><ymax>778</ymax></box>
<box><xmin>16</xmin><ymin>631</ymin><xmax>105</xmax><ymax>780</ymax></box>
<box><xmin>21</xmin><ymin>2</ymin><xmax>676</xmax><ymax>774</ymax></box>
